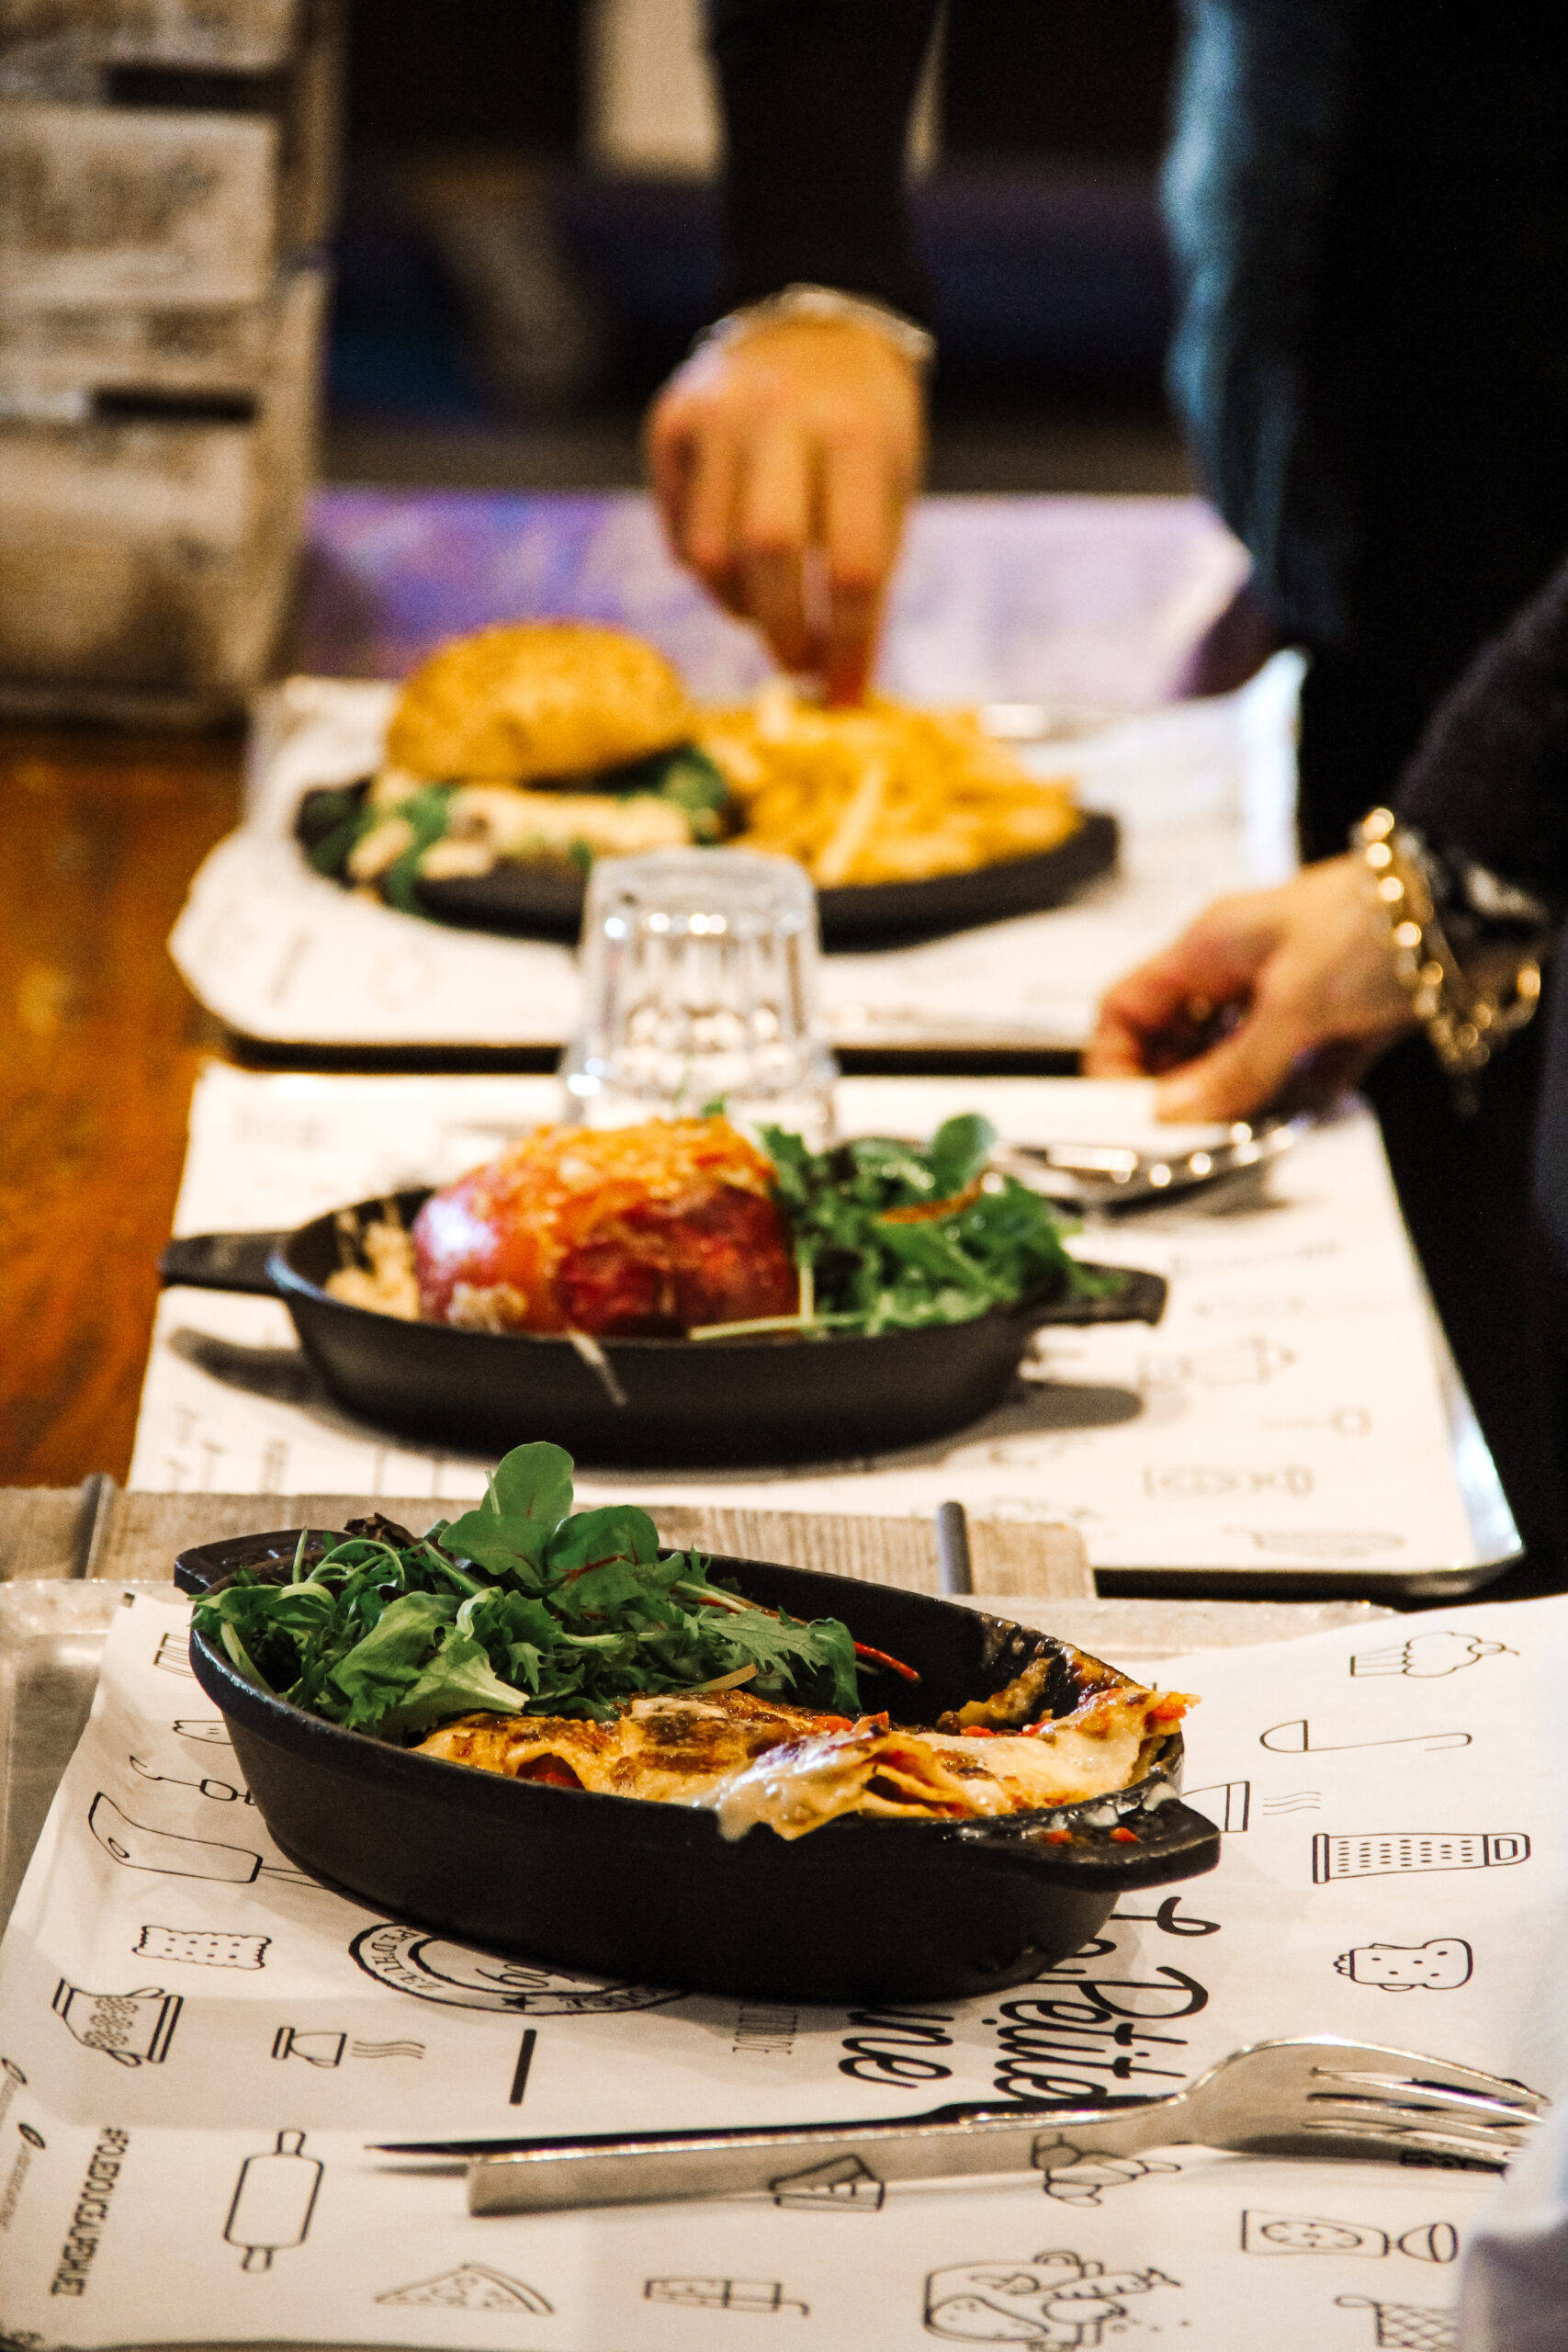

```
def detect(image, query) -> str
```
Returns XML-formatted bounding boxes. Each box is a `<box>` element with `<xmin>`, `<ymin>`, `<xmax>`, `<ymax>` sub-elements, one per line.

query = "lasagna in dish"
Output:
<box><xmin>413</xmin><ymin>1680</ymin><xmax>1192</xmax><ymax>1841</ymax></box>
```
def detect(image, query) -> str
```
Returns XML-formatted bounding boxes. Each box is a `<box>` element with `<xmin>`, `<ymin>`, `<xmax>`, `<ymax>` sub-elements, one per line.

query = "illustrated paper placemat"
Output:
<box><xmin>131</xmin><ymin>1068</ymin><xmax>1491</xmax><ymax>1577</ymax></box>
<box><xmin>167</xmin><ymin>640</ymin><xmax>1299</xmax><ymax>1054</ymax></box>
<box><xmin>3</xmin><ymin>1587</ymin><xmax>1564</xmax><ymax>2347</ymax></box>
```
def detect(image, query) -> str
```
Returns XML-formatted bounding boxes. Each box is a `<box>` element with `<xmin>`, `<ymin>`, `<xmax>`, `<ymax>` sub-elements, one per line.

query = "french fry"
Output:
<box><xmin>695</xmin><ymin>689</ymin><xmax>1079</xmax><ymax>887</ymax></box>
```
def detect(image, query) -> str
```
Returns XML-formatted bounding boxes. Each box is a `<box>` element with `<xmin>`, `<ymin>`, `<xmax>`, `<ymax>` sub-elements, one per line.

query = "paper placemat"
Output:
<box><xmin>3</xmin><ymin>1585</ymin><xmax>1562</xmax><ymax>2347</ymax></box>
<box><xmin>168</xmin><ymin>621</ymin><xmax>1300</xmax><ymax>1054</ymax></box>
<box><xmin>300</xmin><ymin>492</ymin><xmax>1249</xmax><ymax>709</ymax></box>
<box><xmin>130</xmin><ymin>1069</ymin><xmax>1506</xmax><ymax>1583</ymax></box>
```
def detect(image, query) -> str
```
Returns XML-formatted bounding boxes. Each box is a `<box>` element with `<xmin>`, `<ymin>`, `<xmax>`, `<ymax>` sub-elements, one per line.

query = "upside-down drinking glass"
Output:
<box><xmin>561</xmin><ymin>848</ymin><xmax>838</xmax><ymax>1144</ymax></box>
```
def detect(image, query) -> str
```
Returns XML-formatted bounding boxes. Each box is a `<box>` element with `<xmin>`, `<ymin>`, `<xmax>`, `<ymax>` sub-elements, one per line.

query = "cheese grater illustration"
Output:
<box><xmin>1336</xmin><ymin>2296</ymin><xmax>1457</xmax><ymax>2349</ymax></box>
<box><xmin>1314</xmin><ymin>1832</ymin><xmax>1529</xmax><ymax>1883</ymax></box>
<box><xmin>225</xmin><ymin>2130</ymin><xmax>321</xmax><ymax>2270</ymax></box>
<box><xmin>53</xmin><ymin>1979</ymin><xmax>180</xmax><ymax>2065</ymax></box>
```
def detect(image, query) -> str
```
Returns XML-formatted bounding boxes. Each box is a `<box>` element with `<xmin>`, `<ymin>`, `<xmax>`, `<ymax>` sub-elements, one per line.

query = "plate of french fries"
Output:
<box><xmin>295</xmin><ymin>624</ymin><xmax>1118</xmax><ymax>948</ymax></box>
<box><xmin>694</xmin><ymin>682</ymin><xmax>1117</xmax><ymax>944</ymax></box>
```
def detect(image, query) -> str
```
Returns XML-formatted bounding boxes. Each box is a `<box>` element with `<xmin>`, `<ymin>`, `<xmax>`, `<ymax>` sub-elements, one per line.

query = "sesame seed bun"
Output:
<box><xmin>386</xmin><ymin>621</ymin><xmax>694</xmax><ymax>785</ymax></box>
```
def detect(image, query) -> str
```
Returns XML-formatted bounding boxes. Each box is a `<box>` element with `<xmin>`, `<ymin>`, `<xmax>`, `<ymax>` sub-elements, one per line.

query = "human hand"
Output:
<box><xmin>1084</xmin><ymin>854</ymin><xmax>1416</xmax><ymax>1119</ymax></box>
<box><xmin>646</xmin><ymin>318</ymin><xmax>925</xmax><ymax>704</ymax></box>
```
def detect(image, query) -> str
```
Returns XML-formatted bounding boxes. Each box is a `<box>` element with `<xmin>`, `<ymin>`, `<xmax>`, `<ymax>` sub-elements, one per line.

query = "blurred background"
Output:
<box><xmin>331</xmin><ymin>0</ymin><xmax>1190</xmax><ymax>494</ymax></box>
<box><xmin>0</xmin><ymin>0</ymin><xmax>1190</xmax><ymax>724</ymax></box>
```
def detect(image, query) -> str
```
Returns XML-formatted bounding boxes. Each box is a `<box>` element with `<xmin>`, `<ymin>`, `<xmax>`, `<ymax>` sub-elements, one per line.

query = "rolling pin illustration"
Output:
<box><xmin>89</xmin><ymin>1794</ymin><xmax>310</xmax><ymax>1884</ymax></box>
<box><xmin>225</xmin><ymin>2131</ymin><xmax>321</xmax><ymax>2271</ymax></box>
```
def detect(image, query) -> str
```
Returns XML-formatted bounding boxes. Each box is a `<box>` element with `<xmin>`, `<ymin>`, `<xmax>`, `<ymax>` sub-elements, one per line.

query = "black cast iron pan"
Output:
<box><xmin>159</xmin><ymin>1189</ymin><xmax>1166</xmax><ymax>1468</ymax></box>
<box><xmin>298</xmin><ymin>783</ymin><xmax>1119</xmax><ymax>950</ymax></box>
<box><xmin>177</xmin><ymin>1535</ymin><xmax>1219</xmax><ymax>2004</ymax></box>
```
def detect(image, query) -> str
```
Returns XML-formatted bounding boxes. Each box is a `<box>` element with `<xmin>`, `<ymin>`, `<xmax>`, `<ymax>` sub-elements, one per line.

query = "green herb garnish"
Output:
<box><xmin>301</xmin><ymin>742</ymin><xmax>737</xmax><ymax>901</ymax></box>
<box><xmin>192</xmin><ymin>1442</ymin><xmax>863</xmax><ymax>1741</ymax></box>
<box><xmin>757</xmin><ymin>1114</ymin><xmax>1116</xmax><ymax>1337</ymax></box>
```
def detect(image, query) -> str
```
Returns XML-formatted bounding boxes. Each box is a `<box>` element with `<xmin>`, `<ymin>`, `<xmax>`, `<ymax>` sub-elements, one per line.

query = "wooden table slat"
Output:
<box><xmin>75</xmin><ymin>1493</ymin><xmax>1095</xmax><ymax>1600</ymax></box>
<box><xmin>0</xmin><ymin>1489</ymin><xmax>1394</xmax><ymax>1653</ymax></box>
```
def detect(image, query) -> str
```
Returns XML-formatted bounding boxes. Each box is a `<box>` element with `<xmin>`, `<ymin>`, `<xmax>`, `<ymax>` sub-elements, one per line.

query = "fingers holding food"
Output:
<box><xmin>1089</xmin><ymin>860</ymin><xmax>1417</xmax><ymax>1120</ymax></box>
<box><xmin>647</xmin><ymin>319</ymin><xmax>924</xmax><ymax>694</ymax></box>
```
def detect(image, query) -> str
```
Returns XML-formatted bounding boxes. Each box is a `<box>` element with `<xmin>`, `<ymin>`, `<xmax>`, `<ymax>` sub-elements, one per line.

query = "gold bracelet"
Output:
<box><xmin>693</xmin><ymin>284</ymin><xmax>937</xmax><ymax>372</ymax></box>
<box><xmin>1355</xmin><ymin>808</ymin><xmax>1542</xmax><ymax>1086</ymax></box>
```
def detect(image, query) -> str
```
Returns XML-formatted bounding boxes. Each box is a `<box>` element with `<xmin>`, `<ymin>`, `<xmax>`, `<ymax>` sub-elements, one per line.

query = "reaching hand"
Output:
<box><xmin>646</xmin><ymin>317</ymin><xmax>925</xmax><ymax>704</ymax></box>
<box><xmin>1085</xmin><ymin>854</ymin><xmax>1416</xmax><ymax>1119</ymax></box>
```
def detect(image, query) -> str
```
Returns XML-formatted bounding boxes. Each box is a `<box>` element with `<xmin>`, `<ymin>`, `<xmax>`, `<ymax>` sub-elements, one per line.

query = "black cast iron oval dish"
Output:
<box><xmin>297</xmin><ymin>783</ymin><xmax>1119</xmax><ymax>950</ymax></box>
<box><xmin>177</xmin><ymin>1538</ymin><xmax>1219</xmax><ymax>2004</ymax></box>
<box><xmin>159</xmin><ymin>1188</ymin><xmax>1167</xmax><ymax>1468</ymax></box>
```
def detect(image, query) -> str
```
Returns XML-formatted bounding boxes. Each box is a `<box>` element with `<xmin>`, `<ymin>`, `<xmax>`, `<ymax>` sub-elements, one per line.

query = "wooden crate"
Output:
<box><xmin>0</xmin><ymin>0</ymin><xmax>339</xmax><ymax>718</ymax></box>
<box><xmin>0</xmin><ymin>4</ymin><xmax>340</xmax><ymax>302</ymax></box>
<box><xmin>0</xmin><ymin>259</ymin><xmax>321</xmax><ymax>718</ymax></box>
<box><xmin>0</xmin><ymin>2</ymin><xmax>301</xmax><ymax>72</ymax></box>
<box><xmin>0</xmin><ymin>97</ymin><xmax>280</xmax><ymax>306</ymax></box>
<box><xmin>0</xmin><ymin>267</ymin><xmax>305</xmax><ymax>396</ymax></box>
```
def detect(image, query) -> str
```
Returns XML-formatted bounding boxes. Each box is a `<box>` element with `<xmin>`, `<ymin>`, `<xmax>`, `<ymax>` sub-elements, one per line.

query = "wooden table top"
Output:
<box><xmin>0</xmin><ymin>723</ymin><xmax>243</xmax><ymax>1485</ymax></box>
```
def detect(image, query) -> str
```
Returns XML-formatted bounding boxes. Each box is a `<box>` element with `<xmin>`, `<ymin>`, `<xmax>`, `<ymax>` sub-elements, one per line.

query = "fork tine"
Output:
<box><xmin>1304</xmin><ymin>2044</ymin><xmax>1549</xmax><ymax>2111</ymax></box>
<box><xmin>1307</xmin><ymin>2079</ymin><xmax>1544</xmax><ymax>2126</ymax></box>
<box><xmin>1295</xmin><ymin>2121</ymin><xmax>1523</xmax><ymax>2167</ymax></box>
<box><xmin>1303</xmin><ymin>2098</ymin><xmax>1536</xmax><ymax>2140</ymax></box>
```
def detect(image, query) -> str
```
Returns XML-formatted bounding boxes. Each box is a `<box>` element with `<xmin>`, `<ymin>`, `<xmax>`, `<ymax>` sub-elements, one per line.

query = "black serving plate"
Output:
<box><xmin>296</xmin><ymin>783</ymin><xmax>1119</xmax><ymax>950</ymax></box>
<box><xmin>177</xmin><ymin>1539</ymin><xmax>1219</xmax><ymax>2004</ymax></box>
<box><xmin>160</xmin><ymin>1187</ymin><xmax>1166</xmax><ymax>1468</ymax></box>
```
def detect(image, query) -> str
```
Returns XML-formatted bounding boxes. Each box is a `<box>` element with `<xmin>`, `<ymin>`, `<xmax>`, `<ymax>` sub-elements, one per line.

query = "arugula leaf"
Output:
<box><xmin>758</xmin><ymin>1119</ymin><xmax>1092</xmax><ymax>1335</ymax></box>
<box><xmin>545</xmin><ymin>1503</ymin><xmax>661</xmax><ymax>1578</ymax></box>
<box><xmin>328</xmin><ymin>1590</ymin><xmax>457</xmax><ymax>1730</ymax></box>
<box><xmin>927</xmin><ymin>1113</ymin><xmax>996</xmax><ymax>1196</ymax></box>
<box><xmin>189</xmin><ymin>1443</ymin><xmax>875</xmax><ymax>1744</ymax></box>
<box><xmin>382</xmin><ymin>1633</ymin><xmax>531</xmax><ymax>1736</ymax></box>
<box><xmin>444</xmin><ymin>1442</ymin><xmax>576</xmax><ymax>1575</ymax></box>
<box><xmin>699</xmin><ymin>1604</ymin><xmax>863</xmax><ymax>1713</ymax></box>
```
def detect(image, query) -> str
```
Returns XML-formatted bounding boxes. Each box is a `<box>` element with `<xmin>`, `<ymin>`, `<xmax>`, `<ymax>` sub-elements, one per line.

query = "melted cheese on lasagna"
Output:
<box><xmin>699</xmin><ymin>1686</ymin><xmax>1190</xmax><ymax>1842</ymax></box>
<box><xmin>413</xmin><ymin>1682</ymin><xmax>1192</xmax><ymax>1839</ymax></box>
<box><xmin>414</xmin><ymin>1688</ymin><xmax>849</xmax><ymax>1804</ymax></box>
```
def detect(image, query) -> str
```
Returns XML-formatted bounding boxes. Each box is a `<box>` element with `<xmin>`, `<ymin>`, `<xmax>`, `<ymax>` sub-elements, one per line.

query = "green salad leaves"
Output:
<box><xmin>759</xmin><ymin>1113</ymin><xmax>1111</xmax><ymax>1337</ymax></box>
<box><xmin>299</xmin><ymin>745</ymin><xmax>735</xmax><ymax>914</ymax></box>
<box><xmin>192</xmin><ymin>1442</ymin><xmax>862</xmax><ymax>1743</ymax></box>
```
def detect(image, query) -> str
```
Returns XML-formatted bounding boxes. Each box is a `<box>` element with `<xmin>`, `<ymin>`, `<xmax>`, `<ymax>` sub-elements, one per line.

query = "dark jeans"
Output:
<box><xmin>1519</xmin><ymin>937</ymin><xmax>1568</xmax><ymax>1591</ymax></box>
<box><xmin>1165</xmin><ymin>1</ymin><xmax>1568</xmax><ymax>1586</ymax></box>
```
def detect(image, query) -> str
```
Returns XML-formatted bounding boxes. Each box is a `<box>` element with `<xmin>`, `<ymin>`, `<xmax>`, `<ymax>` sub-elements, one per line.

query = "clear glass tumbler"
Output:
<box><xmin>561</xmin><ymin>847</ymin><xmax>838</xmax><ymax>1144</ymax></box>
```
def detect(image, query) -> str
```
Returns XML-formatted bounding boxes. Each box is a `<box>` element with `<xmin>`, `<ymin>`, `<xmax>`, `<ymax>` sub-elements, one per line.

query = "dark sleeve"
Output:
<box><xmin>705</xmin><ymin>0</ymin><xmax>939</xmax><ymax>322</ymax></box>
<box><xmin>1396</xmin><ymin>552</ymin><xmax>1568</xmax><ymax>896</ymax></box>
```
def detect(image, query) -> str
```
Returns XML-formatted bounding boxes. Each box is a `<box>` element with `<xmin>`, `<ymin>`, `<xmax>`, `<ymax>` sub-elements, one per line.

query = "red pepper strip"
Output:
<box><xmin>1043</xmin><ymin>1827</ymin><xmax>1073</xmax><ymax>1845</ymax></box>
<box><xmin>515</xmin><ymin>1756</ymin><xmax>584</xmax><ymax>1790</ymax></box>
<box><xmin>688</xmin><ymin>1589</ymin><xmax>920</xmax><ymax>1686</ymax></box>
<box><xmin>877</xmin><ymin>1176</ymin><xmax>986</xmax><ymax>1226</ymax></box>
<box><xmin>852</xmin><ymin>1639</ymin><xmax>921</xmax><ymax>1684</ymax></box>
<box><xmin>1110</xmin><ymin>1826</ymin><xmax>1139</xmax><ymax>1843</ymax></box>
<box><xmin>961</xmin><ymin>1724</ymin><xmax>998</xmax><ymax>1738</ymax></box>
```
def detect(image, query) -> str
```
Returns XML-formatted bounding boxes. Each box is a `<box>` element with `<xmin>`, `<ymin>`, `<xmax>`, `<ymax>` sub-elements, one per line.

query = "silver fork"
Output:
<box><xmin>990</xmin><ymin>1113</ymin><xmax>1309</xmax><ymax>1209</ymax></box>
<box><xmin>375</xmin><ymin>2036</ymin><xmax>1545</xmax><ymax>2215</ymax></box>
